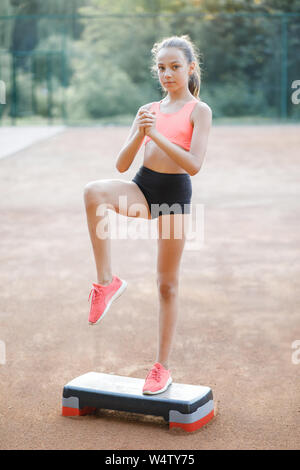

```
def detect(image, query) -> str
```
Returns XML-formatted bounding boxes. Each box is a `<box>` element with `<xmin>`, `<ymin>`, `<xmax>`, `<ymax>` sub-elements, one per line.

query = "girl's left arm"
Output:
<box><xmin>145</xmin><ymin>102</ymin><xmax>212</xmax><ymax>176</ymax></box>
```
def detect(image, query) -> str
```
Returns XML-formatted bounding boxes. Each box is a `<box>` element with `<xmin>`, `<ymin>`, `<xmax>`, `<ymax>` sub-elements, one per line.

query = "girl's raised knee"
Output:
<box><xmin>84</xmin><ymin>181</ymin><xmax>107</xmax><ymax>207</ymax></box>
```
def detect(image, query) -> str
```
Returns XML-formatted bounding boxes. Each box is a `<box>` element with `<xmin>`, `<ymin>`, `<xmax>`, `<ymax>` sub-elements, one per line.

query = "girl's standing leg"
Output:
<box><xmin>155</xmin><ymin>213</ymin><xmax>187</xmax><ymax>369</ymax></box>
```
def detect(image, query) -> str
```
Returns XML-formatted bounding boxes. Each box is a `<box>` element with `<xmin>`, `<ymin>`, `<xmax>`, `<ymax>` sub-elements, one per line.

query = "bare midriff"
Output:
<box><xmin>143</xmin><ymin>140</ymin><xmax>188</xmax><ymax>174</ymax></box>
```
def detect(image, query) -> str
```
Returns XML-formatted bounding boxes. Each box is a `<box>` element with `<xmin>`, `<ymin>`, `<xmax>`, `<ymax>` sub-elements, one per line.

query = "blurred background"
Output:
<box><xmin>0</xmin><ymin>0</ymin><xmax>299</xmax><ymax>126</ymax></box>
<box><xmin>1</xmin><ymin>1</ymin><xmax>300</xmax><ymax>450</ymax></box>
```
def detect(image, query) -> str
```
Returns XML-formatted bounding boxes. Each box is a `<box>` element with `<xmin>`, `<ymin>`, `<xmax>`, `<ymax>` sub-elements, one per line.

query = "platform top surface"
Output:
<box><xmin>65</xmin><ymin>372</ymin><xmax>211</xmax><ymax>403</ymax></box>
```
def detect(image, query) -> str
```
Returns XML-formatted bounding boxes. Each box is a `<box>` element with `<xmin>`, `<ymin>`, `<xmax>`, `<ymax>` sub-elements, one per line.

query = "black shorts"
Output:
<box><xmin>132</xmin><ymin>166</ymin><xmax>192</xmax><ymax>219</ymax></box>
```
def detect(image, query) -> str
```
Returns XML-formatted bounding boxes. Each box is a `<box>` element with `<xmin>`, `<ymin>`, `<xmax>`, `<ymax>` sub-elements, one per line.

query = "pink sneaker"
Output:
<box><xmin>142</xmin><ymin>362</ymin><xmax>172</xmax><ymax>395</ymax></box>
<box><xmin>88</xmin><ymin>275</ymin><xmax>127</xmax><ymax>325</ymax></box>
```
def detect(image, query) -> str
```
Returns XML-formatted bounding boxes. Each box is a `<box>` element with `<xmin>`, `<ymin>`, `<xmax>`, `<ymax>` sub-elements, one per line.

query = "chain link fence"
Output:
<box><xmin>0</xmin><ymin>11</ymin><xmax>299</xmax><ymax>125</ymax></box>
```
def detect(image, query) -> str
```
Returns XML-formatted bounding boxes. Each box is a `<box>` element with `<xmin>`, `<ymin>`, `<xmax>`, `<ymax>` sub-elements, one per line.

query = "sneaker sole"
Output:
<box><xmin>89</xmin><ymin>279</ymin><xmax>127</xmax><ymax>326</ymax></box>
<box><xmin>142</xmin><ymin>376</ymin><xmax>173</xmax><ymax>395</ymax></box>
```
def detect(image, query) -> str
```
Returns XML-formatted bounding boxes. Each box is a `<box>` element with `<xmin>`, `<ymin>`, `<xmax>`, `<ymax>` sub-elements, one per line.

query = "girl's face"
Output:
<box><xmin>156</xmin><ymin>47</ymin><xmax>195</xmax><ymax>93</ymax></box>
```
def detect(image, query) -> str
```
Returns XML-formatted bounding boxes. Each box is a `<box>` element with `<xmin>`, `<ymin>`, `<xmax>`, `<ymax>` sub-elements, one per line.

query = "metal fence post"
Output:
<box><xmin>10</xmin><ymin>52</ymin><xmax>17</xmax><ymax>125</ymax></box>
<box><xmin>280</xmin><ymin>14</ymin><xmax>288</xmax><ymax>120</ymax></box>
<box><xmin>46</xmin><ymin>52</ymin><xmax>53</xmax><ymax>124</ymax></box>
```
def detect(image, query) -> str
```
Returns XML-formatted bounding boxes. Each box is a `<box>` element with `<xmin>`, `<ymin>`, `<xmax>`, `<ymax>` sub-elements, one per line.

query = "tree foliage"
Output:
<box><xmin>1</xmin><ymin>0</ymin><xmax>299</xmax><ymax>121</ymax></box>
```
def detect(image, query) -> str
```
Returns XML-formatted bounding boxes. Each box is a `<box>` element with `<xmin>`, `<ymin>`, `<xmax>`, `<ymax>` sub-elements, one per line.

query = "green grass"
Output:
<box><xmin>0</xmin><ymin>114</ymin><xmax>134</xmax><ymax>127</ymax></box>
<box><xmin>212</xmin><ymin>115</ymin><xmax>300</xmax><ymax>125</ymax></box>
<box><xmin>0</xmin><ymin>113</ymin><xmax>299</xmax><ymax>127</ymax></box>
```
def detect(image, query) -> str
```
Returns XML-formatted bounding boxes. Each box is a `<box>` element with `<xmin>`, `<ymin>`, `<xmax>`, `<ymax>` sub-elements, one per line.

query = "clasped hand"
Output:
<box><xmin>137</xmin><ymin>109</ymin><xmax>156</xmax><ymax>137</ymax></box>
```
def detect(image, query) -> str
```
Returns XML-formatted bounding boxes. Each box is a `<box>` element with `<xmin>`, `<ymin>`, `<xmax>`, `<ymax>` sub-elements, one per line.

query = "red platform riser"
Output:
<box><xmin>62</xmin><ymin>406</ymin><xmax>214</xmax><ymax>432</ymax></box>
<box><xmin>62</xmin><ymin>406</ymin><xmax>96</xmax><ymax>417</ymax></box>
<box><xmin>169</xmin><ymin>409</ymin><xmax>214</xmax><ymax>432</ymax></box>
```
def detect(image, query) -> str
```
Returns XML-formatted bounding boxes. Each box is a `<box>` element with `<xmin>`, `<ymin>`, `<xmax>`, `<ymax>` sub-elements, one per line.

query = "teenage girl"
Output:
<box><xmin>84</xmin><ymin>35</ymin><xmax>212</xmax><ymax>395</ymax></box>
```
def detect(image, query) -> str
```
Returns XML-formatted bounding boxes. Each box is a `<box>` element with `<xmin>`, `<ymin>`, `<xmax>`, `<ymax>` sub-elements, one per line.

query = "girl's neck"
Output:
<box><xmin>164</xmin><ymin>91</ymin><xmax>195</xmax><ymax>103</ymax></box>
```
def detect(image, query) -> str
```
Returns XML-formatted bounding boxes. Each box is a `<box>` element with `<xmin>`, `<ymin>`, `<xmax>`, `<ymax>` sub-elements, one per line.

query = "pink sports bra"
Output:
<box><xmin>143</xmin><ymin>99</ymin><xmax>198</xmax><ymax>151</ymax></box>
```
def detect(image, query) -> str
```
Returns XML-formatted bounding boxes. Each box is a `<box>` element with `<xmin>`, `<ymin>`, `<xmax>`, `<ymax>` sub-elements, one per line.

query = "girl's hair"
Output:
<box><xmin>150</xmin><ymin>34</ymin><xmax>202</xmax><ymax>99</ymax></box>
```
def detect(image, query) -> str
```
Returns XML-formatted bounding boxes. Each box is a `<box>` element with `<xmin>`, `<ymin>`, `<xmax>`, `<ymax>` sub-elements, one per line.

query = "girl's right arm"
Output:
<box><xmin>115</xmin><ymin>104</ymin><xmax>151</xmax><ymax>173</ymax></box>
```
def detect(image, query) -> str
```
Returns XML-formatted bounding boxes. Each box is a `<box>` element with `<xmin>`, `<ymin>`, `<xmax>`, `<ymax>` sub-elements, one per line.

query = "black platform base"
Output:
<box><xmin>62</xmin><ymin>372</ymin><xmax>214</xmax><ymax>432</ymax></box>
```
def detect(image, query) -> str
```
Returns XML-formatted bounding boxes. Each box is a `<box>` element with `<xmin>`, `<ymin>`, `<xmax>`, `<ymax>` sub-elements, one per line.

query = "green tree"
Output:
<box><xmin>10</xmin><ymin>0</ymin><xmax>39</xmax><ymax>53</ymax></box>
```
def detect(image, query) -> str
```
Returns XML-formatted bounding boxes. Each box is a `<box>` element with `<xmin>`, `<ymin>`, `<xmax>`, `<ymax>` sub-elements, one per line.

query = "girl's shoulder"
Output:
<box><xmin>195</xmin><ymin>99</ymin><xmax>212</xmax><ymax>112</ymax></box>
<box><xmin>191</xmin><ymin>99</ymin><xmax>212</xmax><ymax>117</ymax></box>
<box><xmin>190</xmin><ymin>99</ymin><xmax>212</xmax><ymax>126</ymax></box>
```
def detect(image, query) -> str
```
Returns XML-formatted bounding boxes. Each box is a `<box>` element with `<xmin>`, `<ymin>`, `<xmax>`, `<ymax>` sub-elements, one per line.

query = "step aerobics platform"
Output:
<box><xmin>62</xmin><ymin>372</ymin><xmax>214</xmax><ymax>432</ymax></box>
